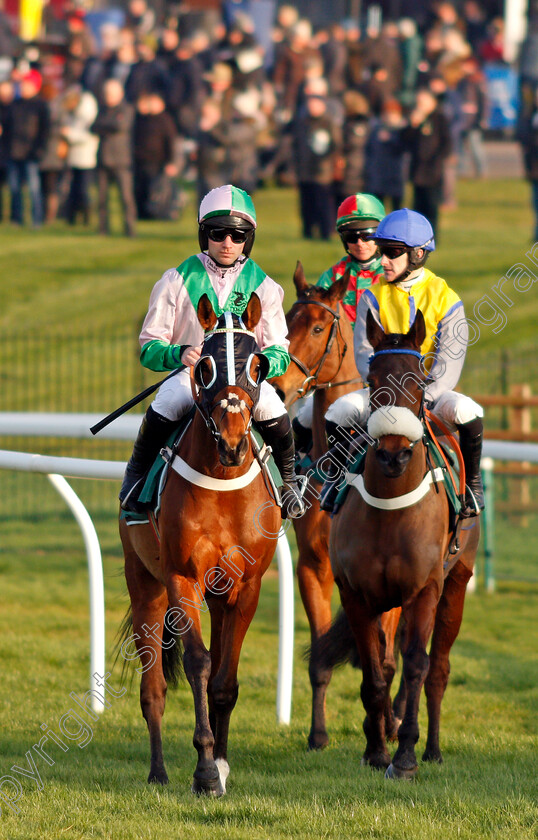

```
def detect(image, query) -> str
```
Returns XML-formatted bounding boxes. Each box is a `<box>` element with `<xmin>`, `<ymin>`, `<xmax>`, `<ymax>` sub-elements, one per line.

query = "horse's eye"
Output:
<box><xmin>312</xmin><ymin>325</ymin><xmax>324</xmax><ymax>335</ymax></box>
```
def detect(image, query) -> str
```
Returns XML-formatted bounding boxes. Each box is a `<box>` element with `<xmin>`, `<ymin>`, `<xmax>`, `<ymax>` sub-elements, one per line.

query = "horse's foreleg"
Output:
<box><xmin>209</xmin><ymin>578</ymin><xmax>262</xmax><ymax>793</ymax></box>
<box><xmin>422</xmin><ymin>560</ymin><xmax>472</xmax><ymax>763</ymax></box>
<box><xmin>380</xmin><ymin>607</ymin><xmax>402</xmax><ymax>741</ymax></box>
<box><xmin>297</xmin><ymin>536</ymin><xmax>334</xmax><ymax>751</ymax></box>
<box><xmin>168</xmin><ymin>576</ymin><xmax>220</xmax><ymax>797</ymax></box>
<box><xmin>125</xmin><ymin>555</ymin><xmax>169</xmax><ymax>785</ymax></box>
<box><xmin>340</xmin><ymin>590</ymin><xmax>391</xmax><ymax>769</ymax></box>
<box><xmin>388</xmin><ymin>581</ymin><xmax>439</xmax><ymax>780</ymax></box>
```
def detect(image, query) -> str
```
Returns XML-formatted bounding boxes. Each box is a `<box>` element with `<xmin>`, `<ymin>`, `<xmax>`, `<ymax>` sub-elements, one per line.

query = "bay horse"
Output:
<box><xmin>328</xmin><ymin>309</ymin><xmax>480</xmax><ymax>778</ymax></box>
<box><xmin>119</xmin><ymin>292</ymin><xmax>280</xmax><ymax>796</ymax></box>
<box><xmin>272</xmin><ymin>263</ymin><xmax>401</xmax><ymax>750</ymax></box>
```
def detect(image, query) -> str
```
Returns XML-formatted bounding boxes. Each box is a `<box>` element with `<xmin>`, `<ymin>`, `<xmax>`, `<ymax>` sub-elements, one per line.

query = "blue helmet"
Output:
<box><xmin>374</xmin><ymin>209</ymin><xmax>435</xmax><ymax>251</ymax></box>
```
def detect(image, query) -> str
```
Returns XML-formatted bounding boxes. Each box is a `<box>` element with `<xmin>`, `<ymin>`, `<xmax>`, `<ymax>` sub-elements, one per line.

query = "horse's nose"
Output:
<box><xmin>218</xmin><ymin>435</ymin><xmax>248</xmax><ymax>467</ymax></box>
<box><xmin>375</xmin><ymin>446</ymin><xmax>413</xmax><ymax>476</ymax></box>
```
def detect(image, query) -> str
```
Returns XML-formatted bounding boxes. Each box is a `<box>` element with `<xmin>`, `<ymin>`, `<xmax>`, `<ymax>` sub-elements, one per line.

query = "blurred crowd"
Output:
<box><xmin>0</xmin><ymin>0</ymin><xmax>524</xmax><ymax>237</ymax></box>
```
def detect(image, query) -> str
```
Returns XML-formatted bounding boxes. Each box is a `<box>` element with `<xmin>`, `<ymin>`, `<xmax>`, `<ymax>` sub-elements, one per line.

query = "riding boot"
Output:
<box><xmin>292</xmin><ymin>415</ymin><xmax>313</xmax><ymax>457</ymax></box>
<box><xmin>457</xmin><ymin>417</ymin><xmax>485</xmax><ymax>517</ymax></box>
<box><xmin>119</xmin><ymin>405</ymin><xmax>176</xmax><ymax>512</ymax></box>
<box><xmin>257</xmin><ymin>415</ymin><xmax>306</xmax><ymax>519</ymax></box>
<box><xmin>319</xmin><ymin>420</ymin><xmax>352</xmax><ymax>513</ymax></box>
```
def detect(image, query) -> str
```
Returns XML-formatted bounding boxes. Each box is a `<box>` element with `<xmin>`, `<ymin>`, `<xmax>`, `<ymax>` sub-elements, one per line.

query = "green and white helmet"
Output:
<box><xmin>199</xmin><ymin>185</ymin><xmax>257</xmax><ymax>256</ymax></box>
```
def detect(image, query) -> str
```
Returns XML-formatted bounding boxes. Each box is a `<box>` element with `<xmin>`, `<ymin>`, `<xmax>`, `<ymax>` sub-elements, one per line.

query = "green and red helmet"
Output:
<box><xmin>198</xmin><ymin>185</ymin><xmax>257</xmax><ymax>256</ymax></box>
<box><xmin>336</xmin><ymin>193</ymin><xmax>386</xmax><ymax>231</ymax></box>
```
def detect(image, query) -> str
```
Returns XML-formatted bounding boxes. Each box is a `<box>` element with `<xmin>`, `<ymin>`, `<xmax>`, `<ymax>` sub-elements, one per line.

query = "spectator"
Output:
<box><xmin>292</xmin><ymin>90</ymin><xmax>341</xmax><ymax>240</ymax></box>
<box><xmin>168</xmin><ymin>36</ymin><xmax>206</xmax><ymax>138</ymax></box>
<box><xmin>133</xmin><ymin>91</ymin><xmax>177</xmax><ymax>219</ymax></box>
<box><xmin>61</xmin><ymin>85</ymin><xmax>99</xmax><ymax>225</ymax></box>
<box><xmin>91</xmin><ymin>78</ymin><xmax>137</xmax><ymax>237</ymax></box>
<box><xmin>403</xmin><ymin>87</ymin><xmax>451</xmax><ymax>235</ymax></box>
<box><xmin>4</xmin><ymin>69</ymin><xmax>50</xmax><ymax>227</ymax></box>
<box><xmin>196</xmin><ymin>99</ymin><xmax>228</xmax><ymax>202</ymax></box>
<box><xmin>365</xmin><ymin>98</ymin><xmax>406</xmax><ymax>211</ymax></box>
<box><xmin>516</xmin><ymin>87</ymin><xmax>538</xmax><ymax>241</ymax></box>
<box><xmin>273</xmin><ymin>18</ymin><xmax>320</xmax><ymax>121</ymax></box>
<box><xmin>125</xmin><ymin>38</ymin><xmax>169</xmax><ymax>103</ymax></box>
<box><xmin>336</xmin><ymin>89</ymin><xmax>370</xmax><ymax>204</ymax></box>
<box><xmin>479</xmin><ymin>17</ymin><xmax>505</xmax><ymax>63</ymax></box>
<box><xmin>0</xmin><ymin>79</ymin><xmax>14</xmax><ymax>221</ymax></box>
<box><xmin>39</xmin><ymin>81</ymin><xmax>68</xmax><ymax>224</ymax></box>
<box><xmin>458</xmin><ymin>56</ymin><xmax>487</xmax><ymax>178</ymax></box>
<box><xmin>399</xmin><ymin>18</ymin><xmax>423</xmax><ymax>108</ymax></box>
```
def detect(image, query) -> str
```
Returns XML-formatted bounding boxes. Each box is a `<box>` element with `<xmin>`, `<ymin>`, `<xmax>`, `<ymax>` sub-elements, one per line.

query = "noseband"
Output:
<box><xmin>289</xmin><ymin>298</ymin><xmax>361</xmax><ymax>399</ymax></box>
<box><xmin>368</xmin><ymin>346</ymin><xmax>426</xmax><ymax>443</ymax></box>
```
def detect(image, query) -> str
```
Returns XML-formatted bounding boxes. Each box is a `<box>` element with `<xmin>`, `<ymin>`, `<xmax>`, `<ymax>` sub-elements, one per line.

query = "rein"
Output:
<box><xmin>288</xmin><ymin>298</ymin><xmax>361</xmax><ymax>400</ymax></box>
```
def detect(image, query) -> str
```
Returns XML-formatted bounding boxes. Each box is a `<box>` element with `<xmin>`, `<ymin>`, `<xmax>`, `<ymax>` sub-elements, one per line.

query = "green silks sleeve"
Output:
<box><xmin>316</xmin><ymin>267</ymin><xmax>332</xmax><ymax>288</ymax></box>
<box><xmin>140</xmin><ymin>340</ymin><xmax>187</xmax><ymax>372</ymax></box>
<box><xmin>262</xmin><ymin>345</ymin><xmax>290</xmax><ymax>379</ymax></box>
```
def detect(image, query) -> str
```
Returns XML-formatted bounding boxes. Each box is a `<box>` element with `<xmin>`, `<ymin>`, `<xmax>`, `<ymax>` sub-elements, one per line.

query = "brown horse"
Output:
<box><xmin>328</xmin><ymin>310</ymin><xmax>480</xmax><ymax>778</ymax></box>
<box><xmin>119</xmin><ymin>293</ymin><xmax>280</xmax><ymax>795</ymax></box>
<box><xmin>272</xmin><ymin>263</ymin><xmax>401</xmax><ymax>750</ymax></box>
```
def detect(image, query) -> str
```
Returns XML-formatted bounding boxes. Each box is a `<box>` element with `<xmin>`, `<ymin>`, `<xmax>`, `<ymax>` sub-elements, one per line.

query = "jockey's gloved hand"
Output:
<box><xmin>181</xmin><ymin>345</ymin><xmax>203</xmax><ymax>366</ymax></box>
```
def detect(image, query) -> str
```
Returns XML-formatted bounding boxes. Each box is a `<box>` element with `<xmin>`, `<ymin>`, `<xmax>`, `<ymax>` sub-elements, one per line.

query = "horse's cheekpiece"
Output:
<box><xmin>194</xmin><ymin>311</ymin><xmax>269</xmax><ymax>407</ymax></box>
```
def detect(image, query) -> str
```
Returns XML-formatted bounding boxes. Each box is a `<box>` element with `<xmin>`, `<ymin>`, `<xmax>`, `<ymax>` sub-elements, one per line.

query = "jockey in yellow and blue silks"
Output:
<box><xmin>119</xmin><ymin>184</ymin><xmax>305</xmax><ymax>519</ymax></box>
<box><xmin>323</xmin><ymin>208</ymin><xmax>484</xmax><ymax>517</ymax></box>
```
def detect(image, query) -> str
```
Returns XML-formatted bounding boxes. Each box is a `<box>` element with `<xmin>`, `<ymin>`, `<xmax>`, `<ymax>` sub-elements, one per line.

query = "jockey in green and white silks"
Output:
<box><xmin>120</xmin><ymin>184</ymin><xmax>305</xmax><ymax>519</ymax></box>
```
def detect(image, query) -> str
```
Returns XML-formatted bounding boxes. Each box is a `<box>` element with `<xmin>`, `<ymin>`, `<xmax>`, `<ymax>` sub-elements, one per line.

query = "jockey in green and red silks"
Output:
<box><xmin>316</xmin><ymin>193</ymin><xmax>386</xmax><ymax>326</ymax></box>
<box><xmin>119</xmin><ymin>184</ymin><xmax>305</xmax><ymax>519</ymax></box>
<box><xmin>293</xmin><ymin>193</ymin><xmax>386</xmax><ymax>443</ymax></box>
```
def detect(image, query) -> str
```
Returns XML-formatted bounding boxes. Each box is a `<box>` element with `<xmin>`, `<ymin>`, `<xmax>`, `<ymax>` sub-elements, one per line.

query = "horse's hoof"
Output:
<box><xmin>147</xmin><ymin>769</ymin><xmax>169</xmax><ymax>785</ymax></box>
<box><xmin>385</xmin><ymin>762</ymin><xmax>417</xmax><ymax>781</ymax></box>
<box><xmin>215</xmin><ymin>758</ymin><xmax>230</xmax><ymax>794</ymax></box>
<box><xmin>361</xmin><ymin>752</ymin><xmax>391</xmax><ymax>770</ymax></box>
<box><xmin>307</xmin><ymin>732</ymin><xmax>329</xmax><ymax>751</ymax></box>
<box><xmin>191</xmin><ymin>774</ymin><xmax>224</xmax><ymax>797</ymax></box>
<box><xmin>422</xmin><ymin>748</ymin><xmax>443</xmax><ymax>764</ymax></box>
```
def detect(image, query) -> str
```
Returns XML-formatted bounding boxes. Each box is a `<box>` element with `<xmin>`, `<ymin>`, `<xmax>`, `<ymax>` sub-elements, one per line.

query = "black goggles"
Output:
<box><xmin>206</xmin><ymin>227</ymin><xmax>249</xmax><ymax>244</ymax></box>
<box><xmin>378</xmin><ymin>243</ymin><xmax>409</xmax><ymax>259</ymax></box>
<box><xmin>341</xmin><ymin>228</ymin><xmax>378</xmax><ymax>244</ymax></box>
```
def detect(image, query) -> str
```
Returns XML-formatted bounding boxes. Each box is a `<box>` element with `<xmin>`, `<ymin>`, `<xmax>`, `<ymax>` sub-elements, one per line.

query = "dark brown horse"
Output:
<box><xmin>328</xmin><ymin>310</ymin><xmax>480</xmax><ymax>778</ymax></box>
<box><xmin>119</xmin><ymin>293</ymin><xmax>280</xmax><ymax>795</ymax></box>
<box><xmin>272</xmin><ymin>263</ymin><xmax>401</xmax><ymax>750</ymax></box>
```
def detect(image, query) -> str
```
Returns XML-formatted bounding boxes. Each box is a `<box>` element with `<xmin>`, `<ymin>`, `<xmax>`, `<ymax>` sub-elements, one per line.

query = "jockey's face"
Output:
<box><xmin>380</xmin><ymin>248</ymin><xmax>410</xmax><ymax>283</ymax></box>
<box><xmin>347</xmin><ymin>234</ymin><xmax>378</xmax><ymax>264</ymax></box>
<box><xmin>207</xmin><ymin>232</ymin><xmax>246</xmax><ymax>266</ymax></box>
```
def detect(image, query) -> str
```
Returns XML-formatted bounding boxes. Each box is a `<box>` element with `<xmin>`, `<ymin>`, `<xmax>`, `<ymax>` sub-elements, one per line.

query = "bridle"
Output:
<box><xmin>368</xmin><ymin>347</ymin><xmax>426</xmax><ymax>450</ymax></box>
<box><xmin>190</xmin><ymin>323</ymin><xmax>261</xmax><ymax>445</ymax></box>
<box><xmin>288</xmin><ymin>297</ymin><xmax>361</xmax><ymax>402</ymax></box>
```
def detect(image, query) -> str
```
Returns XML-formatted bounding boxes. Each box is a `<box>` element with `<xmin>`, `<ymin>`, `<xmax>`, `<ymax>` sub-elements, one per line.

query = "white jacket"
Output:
<box><xmin>63</xmin><ymin>91</ymin><xmax>99</xmax><ymax>170</ymax></box>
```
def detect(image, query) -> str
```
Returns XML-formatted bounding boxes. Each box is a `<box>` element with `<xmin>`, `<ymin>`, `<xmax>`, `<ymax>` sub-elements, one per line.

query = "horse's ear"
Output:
<box><xmin>197</xmin><ymin>293</ymin><xmax>218</xmax><ymax>331</ymax></box>
<box><xmin>328</xmin><ymin>268</ymin><xmax>350</xmax><ymax>304</ymax></box>
<box><xmin>408</xmin><ymin>309</ymin><xmax>426</xmax><ymax>350</ymax></box>
<box><xmin>366</xmin><ymin>308</ymin><xmax>385</xmax><ymax>350</ymax></box>
<box><xmin>293</xmin><ymin>261</ymin><xmax>309</xmax><ymax>296</ymax></box>
<box><xmin>242</xmin><ymin>292</ymin><xmax>262</xmax><ymax>331</ymax></box>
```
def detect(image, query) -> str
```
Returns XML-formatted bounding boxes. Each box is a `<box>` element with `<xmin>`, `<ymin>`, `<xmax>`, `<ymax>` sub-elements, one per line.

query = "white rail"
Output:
<box><xmin>0</xmin><ymin>438</ymin><xmax>294</xmax><ymax>724</ymax></box>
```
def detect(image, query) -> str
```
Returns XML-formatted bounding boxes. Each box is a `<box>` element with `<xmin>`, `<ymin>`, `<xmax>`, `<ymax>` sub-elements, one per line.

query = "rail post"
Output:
<box><xmin>481</xmin><ymin>457</ymin><xmax>495</xmax><ymax>593</ymax></box>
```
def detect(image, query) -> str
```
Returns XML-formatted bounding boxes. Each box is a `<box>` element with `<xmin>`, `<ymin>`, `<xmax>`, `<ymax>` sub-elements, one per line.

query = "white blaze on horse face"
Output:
<box><xmin>219</xmin><ymin>394</ymin><xmax>247</xmax><ymax>414</ymax></box>
<box><xmin>224</xmin><ymin>311</ymin><xmax>236</xmax><ymax>385</ymax></box>
<box><xmin>368</xmin><ymin>406</ymin><xmax>423</xmax><ymax>442</ymax></box>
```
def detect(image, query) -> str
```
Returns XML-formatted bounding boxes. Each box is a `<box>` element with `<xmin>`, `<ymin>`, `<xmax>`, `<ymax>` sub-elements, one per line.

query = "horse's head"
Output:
<box><xmin>271</xmin><ymin>261</ymin><xmax>354</xmax><ymax>406</ymax></box>
<box><xmin>194</xmin><ymin>293</ymin><xmax>269</xmax><ymax>467</ymax></box>
<box><xmin>366</xmin><ymin>308</ymin><xmax>427</xmax><ymax>478</ymax></box>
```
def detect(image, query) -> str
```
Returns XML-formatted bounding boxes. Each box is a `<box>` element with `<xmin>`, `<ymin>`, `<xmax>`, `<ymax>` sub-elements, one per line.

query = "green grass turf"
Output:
<box><xmin>0</xmin><ymin>178</ymin><xmax>537</xmax><ymax>837</ymax></box>
<box><xmin>0</xmin><ymin>512</ymin><xmax>536</xmax><ymax>840</ymax></box>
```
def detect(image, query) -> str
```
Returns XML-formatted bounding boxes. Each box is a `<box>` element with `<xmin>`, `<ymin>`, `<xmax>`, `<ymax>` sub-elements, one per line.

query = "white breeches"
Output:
<box><xmin>152</xmin><ymin>368</ymin><xmax>287</xmax><ymax>422</ymax></box>
<box><xmin>325</xmin><ymin>388</ymin><xmax>483</xmax><ymax>433</ymax></box>
<box><xmin>294</xmin><ymin>392</ymin><xmax>314</xmax><ymax>429</ymax></box>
